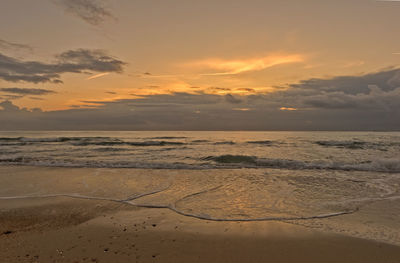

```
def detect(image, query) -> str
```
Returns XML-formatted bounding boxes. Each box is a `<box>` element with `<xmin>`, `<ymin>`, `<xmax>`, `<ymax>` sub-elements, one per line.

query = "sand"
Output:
<box><xmin>1</xmin><ymin>166</ymin><xmax>400</xmax><ymax>262</ymax></box>
<box><xmin>0</xmin><ymin>197</ymin><xmax>399</xmax><ymax>263</ymax></box>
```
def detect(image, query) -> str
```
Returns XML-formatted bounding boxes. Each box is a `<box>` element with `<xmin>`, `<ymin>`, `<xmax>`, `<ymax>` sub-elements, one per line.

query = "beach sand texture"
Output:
<box><xmin>1</xmin><ymin>166</ymin><xmax>400</xmax><ymax>262</ymax></box>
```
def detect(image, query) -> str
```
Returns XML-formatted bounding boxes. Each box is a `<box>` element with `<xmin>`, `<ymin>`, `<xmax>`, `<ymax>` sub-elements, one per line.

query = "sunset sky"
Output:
<box><xmin>1</xmin><ymin>0</ymin><xmax>400</xmax><ymax>130</ymax></box>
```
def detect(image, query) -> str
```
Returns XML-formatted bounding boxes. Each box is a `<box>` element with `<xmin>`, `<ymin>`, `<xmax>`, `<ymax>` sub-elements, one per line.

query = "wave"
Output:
<box><xmin>203</xmin><ymin>155</ymin><xmax>400</xmax><ymax>173</ymax></box>
<box><xmin>0</xmin><ymin>157</ymin><xmax>208</xmax><ymax>169</ymax></box>
<box><xmin>247</xmin><ymin>140</ymin><xmax>275</xmax><ymax>145</ymax></box>
<box><xmin>148</xmin><ymin>136</ymin><xmax>187</xmax><ymax>139</ymax></box>
<box><xmin>92</xmin><ymin>147</ymin><xmax>129</xmax><ymax>152</ymax></box>
<box><xmin>1</xmin><ymin>153</ymin><xmax>400</xmax><ymax>173</ymax></box>
<box><xmin>213</xmin><ymin>141</ymin><xmax>236</xmax><ymax>145</ymax></box>
<box><xmin>314</xmin><ymin>140</ymin><xmax>396</xmax><ymax>150</ymax></box>
<box><xmin>0</xmin><ymin>142</ymin><xmax>28</xmax><ymax>146</ymax></box>
<box><xmin>0</xmin><ymin>136</ymin><xmax>117</xmax><ymax>143</ymax></box>
<box><xmin>0</xmin><ymin>136</ymin><xmax>186</xmax><ymax>147</ymax></box>
<box><xmin>127</xmin><ymin>141</ymin><xmax>185</xmax><ymax>146</ymax></box>
<box><xmin>191</xmin><ymin>140</ymin><xmax>210</xmax><ymax>143</ymax></box>
<box><xmin>0</xmin><ymin>137</ymin><xmax>23</xmax><ymax>141</ymax></box>
<box><xmin>203</xmin><ymin>155</ymin><xmax>256</xmax><ymax>164</ymax></box>
<box><xmin>315</xmin><ymin>140</ymin><xmax>367</xmax><ymax>149</ymax></box>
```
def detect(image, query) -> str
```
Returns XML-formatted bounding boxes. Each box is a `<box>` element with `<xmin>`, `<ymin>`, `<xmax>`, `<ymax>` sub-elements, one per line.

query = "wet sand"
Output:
<box><xmin>1</xmin><ymin>166</ymin><xmax>400</xmax><ymax>262</ymax></box>
<box><xmin>1</xmin><ymin>197</ymin><xmax>400</xmax><ymax>263</ymax></box>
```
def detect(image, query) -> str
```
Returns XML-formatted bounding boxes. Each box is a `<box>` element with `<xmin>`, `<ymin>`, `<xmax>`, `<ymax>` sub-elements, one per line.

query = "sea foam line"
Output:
<box><xmin>0</xmin><ymin>186</ymin><xmax>360</xmax><ymax>222</ymax></box>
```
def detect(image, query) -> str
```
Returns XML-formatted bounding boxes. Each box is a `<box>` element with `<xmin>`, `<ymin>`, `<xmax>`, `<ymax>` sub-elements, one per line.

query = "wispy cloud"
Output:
<box><xmin>87</xmin><ymin>72</ymin><xmax>110</xmax><ymax>80</ymax></box>
<box><xmin>0</xmin><ymin>88</ymin><xmax>56</xmax><ymax>96</ymax></box>
<box><xmin>188</xmin><ymin>54</ymin><xmax>304</xmax><ymax>76</ymax></box>
<box><xmin>53</xmin><ymin>0</ymin><xmax>115</xmax><ymax>26</ymax></box>
<box><xmin>343</xmin><ymin>60</ymin><xmax>365</xmax><ymax>68</ymax></box>
<box><xmin>0</xmin><ymin>39</ymin><xmax>32</xmax><ymax>51</ymax></box>
<box><xmin>138</xmin><ymin>72</ymin><xmax>184</xmax><ymax>79</ymax></box>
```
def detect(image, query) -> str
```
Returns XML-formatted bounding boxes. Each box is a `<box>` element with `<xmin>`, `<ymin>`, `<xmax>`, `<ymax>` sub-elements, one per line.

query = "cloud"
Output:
<box><xmin>0</xmin><ymin>100</ymin><xmax>21</xmax><ymax>111</ymax></box>
<box><xmin>2</xmin><ymin>69</ymin><xmax>400</xmax><ymax>130</ymax></box>
<box><xmin>287</xmin><ymin>68</ymin><xmax>400</xmax><ymax>95</ymax></box>
<box><xmin>279</xmin><ymin>68</ymin><xmax>400</xmax><ymax>112</ymax></box>
<box><xmin>87</xmin><ymin>72</ymin><xmax>110</xmax><ymax>80</ymax></box>
<box><xmin>0</xmin><ymin>39</ymin><xmax>32</xmax><ymax>51</ymax></box>
<box><xmin>0</xmin><ymin>88</ymin><xmax>56</xmax><ymax>96</ymax></box>
<box><xmin>53</xmin><ymin>0</ymin><xmax>114</xmax><ymax>25</ymax></box>
<box><xmin>225</xmin><ymin>94</ymin><xmax>242</xmax><ymax>104</ymax></box>
<box><xmin>188</xmin><ymin>54</ymin><xmax>304</xmax><ymax>76</ymax></box>
<box><xmin>29</xmin><ymin>97</ymin><xmax>46</xmax><ymax>101</ymax></box>
<box><xmin>280</xmin><ymin>107</ymin><xmax>297</xmax><ymax>111</ymax></box>
<box><xmin>0</xmin><ymin>95</ymin><xmax>24</xmax><ymax>100</ymax></box>
<box><xmin>0</xmin><ymin>49</ymin><xmax>125</xmax><ymax>83</ymax></box>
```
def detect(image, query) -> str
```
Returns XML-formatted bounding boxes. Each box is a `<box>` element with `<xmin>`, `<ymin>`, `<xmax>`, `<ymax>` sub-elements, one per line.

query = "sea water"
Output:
<box><xmin>0</xmin><ymin>131</ymin><xmax>400</xmax><ymax>244</ymax></box>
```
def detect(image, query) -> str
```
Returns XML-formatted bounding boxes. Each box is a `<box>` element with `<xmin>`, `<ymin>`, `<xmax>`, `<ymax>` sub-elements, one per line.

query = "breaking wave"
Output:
<box><xmin>0</xmin><ymin>157</ymin><xmax>206</xmax><ymax>169</ymax></box>
<box><xmin>213</xmin><ymin>141</ymin><xmax>236</xmax><ymax>145</ymax></box>
<box><xmin>148</xmin><ymin>136</ymin><xmax>187</xmax><ymax>139</ymax></box>
<box><xmin>203</xmin><ymin>155</ymin><xmax>400</xmax><ymax>173</ymax></box>
<box><xmin>203</xmin><ymin>155</ymin><xmax>256</xmax><ymax>164</ymax></box>
<box><xmin>0</xmin><ymin>136</ymin><xmax>116</xmax><ymax>143</ymax></box>
<box><xmin>71</xmin><ymin>140</ymin><xmax>186</xmax><ymax>146</ymax></box>
<box><xmin>1</xmin><ymin>154</ymin><xmax>400</xmax><ymax>173</ymax></box>
<box><xmin>314</xmin><ymin>140</ymin><xmax>395</xmax><ymax>150</ymax></box>
<box><xmin>191</xmin><ymin>140</ymin><xmax>210</xmax><ymax>143</ymax></box>
<box><xmin>0</xmin><ymin>137</ymin><xmax>186</xmax><ymax>147</ymax></box>
<box><xmin>246</xmin><ymin>140</ymin><xmax>275</xmax><ymax>145</ymax></box>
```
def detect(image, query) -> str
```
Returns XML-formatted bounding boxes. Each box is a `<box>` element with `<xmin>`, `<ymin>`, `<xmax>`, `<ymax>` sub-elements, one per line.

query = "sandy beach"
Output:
<box><xmin>1</xmin><ymin>196</ymin><xmax>400</xmax><ymax>263</ymax></box>
<box><xmin>0</xmin><ymin>167</ymin><xmax>400</xmax><ymax>262</ymax></box>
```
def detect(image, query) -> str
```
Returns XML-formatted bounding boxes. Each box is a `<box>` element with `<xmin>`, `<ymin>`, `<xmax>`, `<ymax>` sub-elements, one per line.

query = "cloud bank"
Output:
<box><xmin>1</xmin><ymin>68</ymin><xmax>400</xmax><ymax>130</ymax></box>
<box><xmin>0</xmin><ymin>49</ymin><xmax>125</xmax><ymax>83</ymax></box>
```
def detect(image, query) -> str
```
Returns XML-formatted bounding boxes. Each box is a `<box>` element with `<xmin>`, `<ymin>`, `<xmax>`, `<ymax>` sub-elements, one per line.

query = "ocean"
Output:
<box><xmin>1</xmin><ymin>131</ymin><xmax>400</xmax><ymax>245</ymax></box>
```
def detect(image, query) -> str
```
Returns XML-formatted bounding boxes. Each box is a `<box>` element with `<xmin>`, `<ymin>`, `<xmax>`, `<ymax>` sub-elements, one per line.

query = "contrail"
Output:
<box><xmin>87</xmin><ymin>72</ymin><xmax>110</xmax><ymax>80</ymax></box>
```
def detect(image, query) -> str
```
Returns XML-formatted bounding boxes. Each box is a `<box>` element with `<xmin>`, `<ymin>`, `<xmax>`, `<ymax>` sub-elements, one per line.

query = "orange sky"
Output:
<box><xmin>1</xmin><ymin>0</ymin><xmax>400</xmax><ymax>111</ymax></box>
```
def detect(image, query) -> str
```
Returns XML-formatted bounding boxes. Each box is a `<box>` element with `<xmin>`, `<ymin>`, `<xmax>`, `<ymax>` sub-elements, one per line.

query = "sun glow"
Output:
<box><xmin>280</xmin><ymin>107</ymin><xmax>297</xmax><ymax>111</ymax></box>
<box><xmin>188</xmin><ymin>54</ymin><xmax>304</xmax><ymax>76</ymax></box>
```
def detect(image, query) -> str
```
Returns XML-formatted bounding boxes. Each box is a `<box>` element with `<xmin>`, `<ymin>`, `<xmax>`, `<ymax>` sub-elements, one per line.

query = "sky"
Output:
<box><xmin>0</xmin><ymin>0</ymin><xmax>400</xmax><ymax>130</ymax></box>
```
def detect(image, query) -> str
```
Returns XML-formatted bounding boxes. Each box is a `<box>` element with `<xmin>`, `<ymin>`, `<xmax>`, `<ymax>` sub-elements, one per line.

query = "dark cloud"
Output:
<box><xmin>0</xmin><ymin>39</ymin><xmax>32</xmax><ymax>51</ymax></box>
<box><xmin>0</xmin><ymin>94</ymin><xmax>24</xmax><ymax>100</ymax></box>
<box><xmin>29</xmin><ymin>97</ymin><xmax>46</xmax><ymax>101</ymax></box>
<box><xmin>1</xmin><ymin>69</ymin><xmax>400</xmax><ymax>130</ymax></box>
<box><xmin>0</xmin><ymin>49</ymin><xmax>125</xmax><ymax>83</ymax></box>
<box><xmin>272</xmin><ymin>68</ymin><xmax>400</xmax><ymax>111</ymax></box>
<box><xmin>289</xmin><ymin>68</ymin><xmax>400</xmax><ymax>95</ymax></box>
<box><xmin>54</xmin><ymin>0</ymin><xmax>114</xmax><ymax>25</ymax></box>
<box><xmin>0</xmin><ymin>100</ymin><xmax>21</xmax><ymax>112</ymax></box>
<box><xmin>225</xmin><ymin>94</ymin><xmax>242</xmax><ymax>104</ymax></box>
<box><xmin>0</xmin><ymin>88</ymin><xmax>56</xmax><ymax>96</ymax></box>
